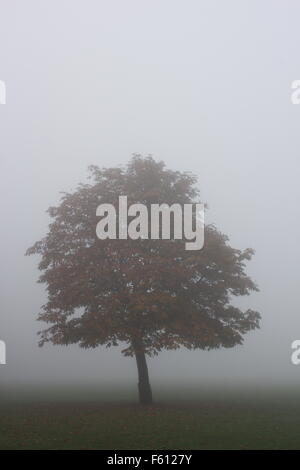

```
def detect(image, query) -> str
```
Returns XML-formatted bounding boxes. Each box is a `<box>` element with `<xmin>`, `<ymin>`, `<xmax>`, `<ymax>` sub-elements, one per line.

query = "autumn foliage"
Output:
<box><xmin>27</xmin><ymin>156</ymin><xmax>260</xmax><ymax>404</ymax></box>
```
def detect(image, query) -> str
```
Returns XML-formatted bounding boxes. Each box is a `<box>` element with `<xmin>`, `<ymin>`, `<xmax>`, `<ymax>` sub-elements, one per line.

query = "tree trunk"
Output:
<box><xmin>133</xmin><ymin>343</ymin><xmax>153</xmax><ymax>405</ymax></box>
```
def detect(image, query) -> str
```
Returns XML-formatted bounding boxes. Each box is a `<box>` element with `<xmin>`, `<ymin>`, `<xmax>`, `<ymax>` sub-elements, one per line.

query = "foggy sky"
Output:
<box><xmin>1</xmin><ymin>0</ymin><xmax>300</xmax><ymax>389</ymax></box>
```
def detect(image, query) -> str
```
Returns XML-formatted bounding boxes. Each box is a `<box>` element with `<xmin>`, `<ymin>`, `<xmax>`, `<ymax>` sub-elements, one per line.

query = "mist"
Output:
<box><xmin>1</xmin><ymin>0</ymin><xmax>300</xmax><ymax>395</ymax></box>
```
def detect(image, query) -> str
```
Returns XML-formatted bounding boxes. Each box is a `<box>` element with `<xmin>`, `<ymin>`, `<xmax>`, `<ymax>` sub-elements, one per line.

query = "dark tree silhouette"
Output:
<box><xmin>26</xmin><ymin>156</ymin><xmax>260</xmax><ymax>405</ymax></box>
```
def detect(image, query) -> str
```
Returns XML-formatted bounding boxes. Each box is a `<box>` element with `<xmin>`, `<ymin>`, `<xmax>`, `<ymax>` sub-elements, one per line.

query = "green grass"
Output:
<box><xmin>1</xmin><ymin>384</ymin><xmax>300</xmax><ymax>449</ymax></box>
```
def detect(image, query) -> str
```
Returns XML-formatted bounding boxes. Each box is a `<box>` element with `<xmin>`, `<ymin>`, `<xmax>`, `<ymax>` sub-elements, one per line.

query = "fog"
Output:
<box><xmin>1</xmin><ymin>0</ymin><xmax>300</xmax><ymax>392</ymax></box>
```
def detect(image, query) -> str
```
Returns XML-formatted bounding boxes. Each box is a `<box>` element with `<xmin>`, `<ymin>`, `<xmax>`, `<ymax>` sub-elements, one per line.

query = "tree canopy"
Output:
<box><xmin>27</xmin><ymin>155</ymin><xmax>260</xmax><ymax>404</ymax></box>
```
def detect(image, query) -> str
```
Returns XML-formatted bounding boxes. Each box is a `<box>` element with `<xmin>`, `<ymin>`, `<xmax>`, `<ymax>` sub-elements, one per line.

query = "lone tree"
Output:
<box><xmin>27</xmin><ymin>156</ymin><xmax>260</xmax><ymax>405</ymax></box>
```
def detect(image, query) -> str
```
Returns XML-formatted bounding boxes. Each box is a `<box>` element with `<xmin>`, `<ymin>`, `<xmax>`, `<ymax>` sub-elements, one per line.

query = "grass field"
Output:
<box><xmin>1</xmin><ymin>384</ymin><xmax>300</xmax><ymax>449</ymax></box>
